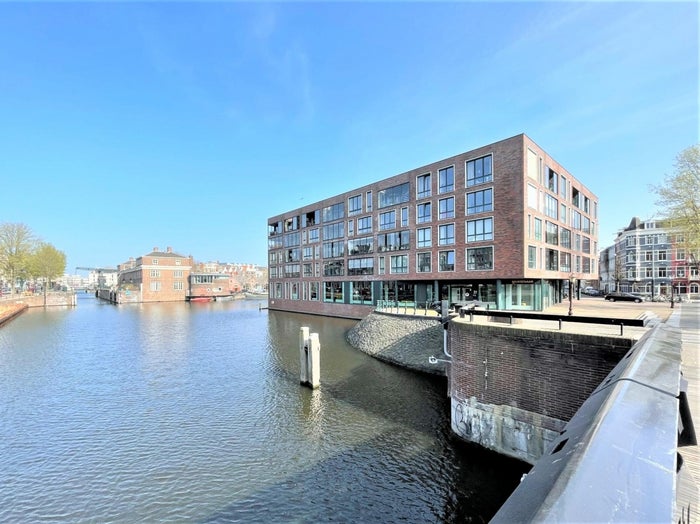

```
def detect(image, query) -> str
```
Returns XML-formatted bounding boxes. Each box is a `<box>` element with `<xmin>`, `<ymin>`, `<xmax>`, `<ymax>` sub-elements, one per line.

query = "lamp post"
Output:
<box><xmin>568</xmin><ymin>275</ymin><xmax>576</xmax><ymax>316</ymax></box>
<box><xmin>670</xmin><ymin>279</ymin><xmax>674</xmax><ymax>309</ymax></box>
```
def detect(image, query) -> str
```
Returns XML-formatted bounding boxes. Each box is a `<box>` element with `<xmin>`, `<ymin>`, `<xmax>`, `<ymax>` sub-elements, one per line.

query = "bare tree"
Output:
<box><xmin>652</xmin><ymin>144</ymin><xmax>700</xmax><ymax>256</ymax></box>
<box><xmin>0</xmin><ymin>223</ymin><xmax>37</xmax><ymax>295</ymax></box>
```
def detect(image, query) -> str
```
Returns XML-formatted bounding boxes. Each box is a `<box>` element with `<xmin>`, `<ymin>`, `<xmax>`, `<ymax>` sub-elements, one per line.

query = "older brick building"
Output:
<box><xmin>268</xmin><ymin>134</ymin><xmax>599</xmax><ymax>318</ymax></box>
<box><xmin>118</xmin><ymin>247</ymin><xmax>193</xmax><ymax>303</ymax></box>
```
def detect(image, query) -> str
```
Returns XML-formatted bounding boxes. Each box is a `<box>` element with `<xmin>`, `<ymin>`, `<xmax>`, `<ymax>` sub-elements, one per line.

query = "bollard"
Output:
<box><xmin>299</xmin><ymin>327</ymin><xmax>320</xmax><ymax>389</ymax></box>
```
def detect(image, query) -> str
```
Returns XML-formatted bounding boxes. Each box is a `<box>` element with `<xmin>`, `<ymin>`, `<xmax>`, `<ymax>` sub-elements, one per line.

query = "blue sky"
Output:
<box><xmin>1</xmin><ymin>2</ymin><xmax>697</xmax><ymax>271</ymax></box>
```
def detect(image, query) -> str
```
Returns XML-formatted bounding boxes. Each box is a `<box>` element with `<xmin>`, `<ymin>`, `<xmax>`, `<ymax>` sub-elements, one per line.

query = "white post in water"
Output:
<box><xmin>299</xmin><ymin>327</ymin><xmax>320</xmax><ymax>389</ymax></box>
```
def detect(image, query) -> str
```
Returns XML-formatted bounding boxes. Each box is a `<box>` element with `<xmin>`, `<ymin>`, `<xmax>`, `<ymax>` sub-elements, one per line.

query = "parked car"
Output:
<box><xmin>604</xmin><ymin>291</ymin><xmax>643</xmax><ymax>303</ymax></box>
<box><xmin>582</xmin><ymin>288</ymin><xmax>603</xmax><ymax>296</ymax></box>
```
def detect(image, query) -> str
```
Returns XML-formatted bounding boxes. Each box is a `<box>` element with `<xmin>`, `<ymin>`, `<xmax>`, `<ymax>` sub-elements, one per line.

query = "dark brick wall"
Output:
<box><xmin>449</xmin><ymin>321</ymin><xmax>634</xmax><ymax>421</ymax></box>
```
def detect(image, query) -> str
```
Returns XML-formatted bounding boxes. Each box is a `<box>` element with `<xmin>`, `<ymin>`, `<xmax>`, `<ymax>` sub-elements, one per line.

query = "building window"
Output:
<box><xmin>560</xmin><ymin>252</ymin><xmax>571</xmax><ymax>272</ymax></box>
<box><xmin>323</xmin><ymin>260</ymin><xmax>344</xmax><ymax>276</ymax></box>
<box><xmin>152</xmin><ymin>259</ymin><xmax>159</xmax><ymax>265</ymax></box>
<box><xmin>378</xmin><ymin>183</ymin><xmax>410</xmax><ymax>209</ymax></box>
<box><xmin>303</xmin><ymin>263</ymin><xmax>312</xmax><ymax>277</ymax></box>
<box><xmin>466</xmin><ymin>247</ymin><xmax>493</xmax><ymax>270</ymax></box>
<box><xmin>308</xmin><ymin>228</ymin><xmax>319</xmax><ymax>243</ymax></box>
<box><xmin>379</xmin><ymin>210</ymin><xmax>396</xmax><ymax>231</ymax></box>
<box><xmin>527</xmin><ymin>184</ymin><xmax>538</xmax><ymax>210</ymax></box>
<box><xmin>322</xmin><ymin>241</ymin><xmax>345</xmax><ymax>258</ymax></box>
<box><xmin>378</xmin><ymin>256</ymin><xmax>385</xmax><ymax>275</ymax></box>
<box><xmin>438</xmin><ymin>166</ymin><xmax>454</xmax><ymax>193</ymax></box>
<box><xmin>417</xmin><ymin>202</ymin><xmax>431</xmax><ymax>223</ymax></box>
<box><xmin>348</xmin><ymin>257</ymin><xmax>374</xmax><ymax>276</ymax></box>
<box><xmin>417</xmin><ymin>252</ymin><xmax>431</xmax><ymax>273</ymax></box>
<box><xmin>466</xmin><ymin>217</ymin><xmax>493</xmax><ymax>242</ymax></box>
<box><xmin>545</xmin><ymin>249</ymin><xmax>559</xmax><ymax>270</ymax></box>
<box><xmin>438</xmin><ymin>197</ymin><xmax>455</xmax><ymax>219</ymax></box>
<box><xmin>561</xmin><ymin>175</ymin><xmax>567</xmax><ymax>198</ymax></box>
<box><xmin>366</xmin><ymin>191</ymin><xmax>372</xmax><ymax>212</ymax></box>
<box><xmin>150</xmin><ymin>269</ymin><xmax>160</xmax><ymax>277</ymax></box>
<box><xmin>466</xmin><ymin>155</ymin><xmax>493</xmax><ymax>187</ymax></box>
<box><xmin>302</xmin><ymin>210</ymin><xmax>320</xmax><ymax>227</ymax></box>
<box><xmin>348</xmin><ymin>194</ymin><xmax>362</xmax><ymax>216</ymax></box>
<box><xmin>284</xmin><ymin>264</ymin><xmax>300</xmax><ymax>278</ymax></box>
<box><xmin>467</xmin><ymin>188</ymin><xmax>493</xmax><ymax>214</ymax></box>
<box><xmin>323</xmin><ymin>282</ymin><xmax>344</xmax><ymax>302</ymax></box>
<box><xmin>401</xmin><ymin>206</ymin><xmax>409</xmax><ymax>227</ymax></box>
<box><xmin>150</xmin><ymin>281</ymin><xmax>161</xmax><ymax>291</ymax></box>
<box><xmin>417</xmin><ymin>173</ymin><xmax>431</xmax><ymax>199</ymax></box>
<box><xmin>545</xmin><ymin>194</ymin><xmax>558</xmax><ymax>220</ymax></box>
<box><xmin>323</xmin><ymin>222</ymin><xmax>344</xmax><ymax>240</ymax></box>
<box><xmin>439</xmin><ymin>250</ymin><xmax>455</xmax><ymax>271</ymax></box>
<box><xmin>439</xmin><ymin>223</ymin><xmax>455</xmax><ymax>245</ymax></box>
<box><xmin>390</xmin><ymin>255</ymin><xmax>408</xmax><ymax>274</ymax></box>
<box><xmin>348</xmin><ymin>236</ymin><xmax>373</xmax><ymax>256</ymax></box>
<box><xmin>534</xmin><ymin>218</ymin><xmax>542</xmax><ymax>241</ymax></box>
<box><xmin>351</xmin><ymin>281</ymin><xmax>373</xmax><ymax>304</ymax></box>
<box><xmin>547</xmin><ymin>168</ymin><xmax>558</xmax><ymax>193</ymax></box>
<box><xmin>174</xmin><ymin>270</ymin><xmax>183</xmax><ymax>278</ymax></box>
<box><xmin>560</xmin><ymin>228</ymin><xmax>571</xmax><ymax>249</ymax></box>
<box><xmin>357</xmin><ymin>216</ymin><xmax>372</xmax><ymax>234</ymax></box>
<box><xmin>582</xmin><ymin>236</ymin><xmax>591</xmax><ymax>254</ymax></box>
<box><xmin>175</xmin><ymin>259</ymin><xmax>181</xmax><ymax>266</ymax></box>
<box><xmin>173</xmin><ymin>281</ymin><xmax>183</xmax><ymax>290</ymax></box>
<box><xmin>310</xmin><ymin>282</ymin><xmax>319</xmax><ymax>300</ymax></box>
<box><xmin>417</xmin><ymin>227</ymin><xmax>432</xmax><ymax>248</ymax></box>
<box><xmin>347</xmin><ymin>220</ymin><xmax>354</xmax><ymax>237</ymax></box>
<box><xmin>322</xmin><ymin>202</ymin><xmax>344</xmax><ymax>222</ymax></box>
<box><xmin>303</xmin><ymin>247</ymin><xmax>313</xmax><ymax>260</ymax></box>
<box><xmin>545</xmin><ymin>222</ymin><xmax>558</xmax><ymax>245</ymax></box>
<box><xmin>528</xmin><ymin>245</ymin><xmax>537</xmax><ymax>269</ymax></box>
<box><xmin>377</xmin><ymin>231</ymin><xmax>409</xmax><ymax>252</ymax></box>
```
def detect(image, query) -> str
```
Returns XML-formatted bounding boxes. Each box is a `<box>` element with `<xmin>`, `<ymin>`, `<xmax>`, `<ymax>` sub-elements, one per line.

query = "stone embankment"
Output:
<box><xmin>346</xmin><ymin>311</ymin><xmax>447</xmax><ymax>375</ymax></box>
<box><xmin>0</xmin><ymin>303</ymin><xmax>28</xmax><ymax>327</ymax></box>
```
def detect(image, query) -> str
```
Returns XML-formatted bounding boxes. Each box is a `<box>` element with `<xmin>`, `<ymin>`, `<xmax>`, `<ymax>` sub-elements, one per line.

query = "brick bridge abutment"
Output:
<box><xmin>448</xmin><ymin>320</ymin><xmax>635</xmax><ymax>465</ymax></box>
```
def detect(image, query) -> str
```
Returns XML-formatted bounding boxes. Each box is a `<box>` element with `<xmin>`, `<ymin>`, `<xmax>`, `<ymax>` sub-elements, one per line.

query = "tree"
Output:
<box><xmin>29</xmin><ymin>242</ymin><xmax>67</xmax><ymax>298</ymax></box>
<box><xmin>0</xmin><ymin>223</ymin><xmax>37</xmax><ymax>295</ymax></box>
<box><xmin>652</xmin><ymin>144</ymin><xmax>700</xmax><ymax>257</ymax></box>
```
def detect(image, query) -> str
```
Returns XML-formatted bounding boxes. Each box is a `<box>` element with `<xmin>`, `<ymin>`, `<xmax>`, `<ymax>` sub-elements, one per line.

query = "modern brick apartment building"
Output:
<box><xmin>268</xmin><ymin>134</ymin><xmax>599</xmax><ymax>319</ymax></box>
<box><xmin>118</xmin><ymin>247</ymin><xmax>194</xmax><ymax>303</ymax></box>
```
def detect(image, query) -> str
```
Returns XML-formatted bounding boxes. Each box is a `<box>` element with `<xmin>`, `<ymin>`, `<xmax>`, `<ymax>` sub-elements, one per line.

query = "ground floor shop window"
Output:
<box><xmin>323</xmin><ymin>282</ymin><xmax>343</xmax><ymax>302</ymax></box>
<box><xmin>351</xmin><ymin>282</ymin><xmax>373</xmax><ymax>304</ymax></box>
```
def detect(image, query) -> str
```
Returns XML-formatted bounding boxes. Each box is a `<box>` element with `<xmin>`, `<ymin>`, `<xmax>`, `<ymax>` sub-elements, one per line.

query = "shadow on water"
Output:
<box><xmin>200</xmin><ymin>310</ymin><xmax>528</xmax><ymax>523</ymax></box>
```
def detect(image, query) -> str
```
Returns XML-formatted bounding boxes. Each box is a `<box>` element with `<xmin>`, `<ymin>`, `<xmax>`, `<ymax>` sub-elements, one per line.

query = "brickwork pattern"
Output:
<box><xmin>449</xmin><ymin>322</ymin><xmax>634</xmax><ymax>421</ymax></box>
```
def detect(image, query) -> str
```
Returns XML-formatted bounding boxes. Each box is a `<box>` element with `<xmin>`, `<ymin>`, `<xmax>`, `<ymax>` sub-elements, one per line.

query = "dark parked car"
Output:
<box><xmin>604</xmin><ymin>292</ymin><xmax>643</xmax><ymax>303</ymax></box>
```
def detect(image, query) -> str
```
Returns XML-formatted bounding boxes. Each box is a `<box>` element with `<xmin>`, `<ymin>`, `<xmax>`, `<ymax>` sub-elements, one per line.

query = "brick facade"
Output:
<box><xmin>268</xmin><ymin>133</ymin><xmax>599</xmax><ymax>318</ymax></box>
<box><xmin>449</xmin><ymin>321</ymin><xmax>633</xmax><ymax>422</ymax></box>
<box><xmin>118</xmin><ymin>247</ymin><xmax>193</xmax><ymax>303</ymax></box>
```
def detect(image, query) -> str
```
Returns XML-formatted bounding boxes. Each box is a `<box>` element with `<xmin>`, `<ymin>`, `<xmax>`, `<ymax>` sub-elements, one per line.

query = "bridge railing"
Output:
<box><xmin>456</xmin><ymin>308</ymin><xmax>646</xmax><ymax>335</ymax></box>
<box><xmin>490</xmin><ymin>324</ymin><xmax>696</xmax><ymax>523</ymax></box>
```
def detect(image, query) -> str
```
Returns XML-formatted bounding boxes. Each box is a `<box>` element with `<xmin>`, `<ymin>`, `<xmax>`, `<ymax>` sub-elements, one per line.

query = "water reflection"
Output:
<box><xmin>0</xmin><ymin>296</ymin><xmax>526</xmax><ymax>523</ymax></box>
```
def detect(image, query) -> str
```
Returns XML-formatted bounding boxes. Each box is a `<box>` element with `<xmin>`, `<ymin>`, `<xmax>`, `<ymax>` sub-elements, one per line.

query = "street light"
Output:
<box><xmin>670</xmin><ymin>279</ymin><xmax>674</xmax><ymax>309</ymax></box>
<box><xmin>568</xmin><ymin>274</ymin><xmax>576</xmax><ymax>316</ymax></box>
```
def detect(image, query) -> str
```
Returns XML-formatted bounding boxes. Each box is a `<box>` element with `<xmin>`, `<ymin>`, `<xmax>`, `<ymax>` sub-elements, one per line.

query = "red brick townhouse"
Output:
<box><xmin>118</xmin><ymin>247</ymin><xmax>194</xmax><ymax>303</ymax></box>
<box><xmin>267</xmin><ymin>134</ymin><xmax>599</xmax><ymax>319</ymax></box>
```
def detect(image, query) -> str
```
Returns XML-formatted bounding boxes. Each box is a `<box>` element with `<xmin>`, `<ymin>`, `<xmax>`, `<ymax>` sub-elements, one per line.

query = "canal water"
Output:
<box><xmin>0</xmin><ymin>294</ymin><xmax>527</xmax><ymax>523</ymax></box>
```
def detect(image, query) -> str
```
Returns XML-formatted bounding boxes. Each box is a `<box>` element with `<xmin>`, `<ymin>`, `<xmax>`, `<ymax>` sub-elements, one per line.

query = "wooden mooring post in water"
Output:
<box><xmin>299</xmin><ymin>327</ymin><xmax>320</xmax><ymax>389</ymax></box>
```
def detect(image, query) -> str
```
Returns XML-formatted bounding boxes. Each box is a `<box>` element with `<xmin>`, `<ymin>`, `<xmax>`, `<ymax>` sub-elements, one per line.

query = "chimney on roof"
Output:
<box><xmin>154</xmin><ymin>247</ymin><xmax>159</xmax><ymax>252</ymax></box>
<box><xmin>167</xmin><ymin>246</ymin><xmax>172</xmax><ymax>253</ymax></box>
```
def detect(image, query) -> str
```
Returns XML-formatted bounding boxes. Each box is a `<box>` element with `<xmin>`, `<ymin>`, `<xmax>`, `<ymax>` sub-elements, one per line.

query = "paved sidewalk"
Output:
<box><xmin>667</xmin><ymin>303</ymin><xmax>700</xmax><ymax>520</ymax></box>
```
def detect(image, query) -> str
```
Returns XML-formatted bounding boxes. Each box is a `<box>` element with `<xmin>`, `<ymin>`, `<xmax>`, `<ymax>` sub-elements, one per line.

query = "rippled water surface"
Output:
<box><xmin>0</xmin><ymin>295</ymin><xmax>526</xmax><ymax>522</ymax></box>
